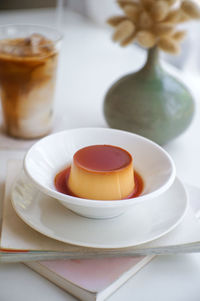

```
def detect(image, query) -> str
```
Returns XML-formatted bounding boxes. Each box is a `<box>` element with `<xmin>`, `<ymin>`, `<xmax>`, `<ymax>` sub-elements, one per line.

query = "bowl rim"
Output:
<box><xmin>23</xmin><ymin>127</ymin><xmax>176</xmax><ymax>207</ymax></box>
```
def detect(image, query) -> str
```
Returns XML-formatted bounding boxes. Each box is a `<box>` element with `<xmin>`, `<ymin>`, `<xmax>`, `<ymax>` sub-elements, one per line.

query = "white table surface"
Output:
<box><xmin>0</xmin><ymin>8</ymin><xmax>200</xmax><ymax>301</ymax></box>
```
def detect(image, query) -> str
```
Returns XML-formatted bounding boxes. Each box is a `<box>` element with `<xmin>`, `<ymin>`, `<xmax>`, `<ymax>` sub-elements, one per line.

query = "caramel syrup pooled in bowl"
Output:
<box><xmin>54</xmin><ymin>145</ymin><xmax>144</xmax><ymax>200</ymax></box>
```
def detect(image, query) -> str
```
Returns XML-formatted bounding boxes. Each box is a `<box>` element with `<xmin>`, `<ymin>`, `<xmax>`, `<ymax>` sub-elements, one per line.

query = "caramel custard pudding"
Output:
<box><xmin>55</xmin><ymin>145</ymin><xmax>143</xmax><ymax>200</ymax></box>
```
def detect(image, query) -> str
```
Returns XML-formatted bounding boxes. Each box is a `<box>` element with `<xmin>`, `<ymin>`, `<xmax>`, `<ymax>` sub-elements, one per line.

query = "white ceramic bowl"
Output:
<box><xmin>24</xmin><ymin>128</ymin><xmax>176</xmax><ymax>219</ymax></box>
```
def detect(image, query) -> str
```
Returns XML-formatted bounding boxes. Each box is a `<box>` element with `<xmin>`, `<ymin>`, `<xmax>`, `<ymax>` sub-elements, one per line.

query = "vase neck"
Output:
<box><xmin>142</xmin><ymin>47</ymin><xmax>161</xmax><ymax>74</ymax></box>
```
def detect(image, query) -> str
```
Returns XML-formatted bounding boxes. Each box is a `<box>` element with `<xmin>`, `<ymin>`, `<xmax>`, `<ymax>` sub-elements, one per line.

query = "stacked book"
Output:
<box><xmin>1</xmin><ymin>161</ymin><xmax>200</xmax><ymax>300</ymax></box>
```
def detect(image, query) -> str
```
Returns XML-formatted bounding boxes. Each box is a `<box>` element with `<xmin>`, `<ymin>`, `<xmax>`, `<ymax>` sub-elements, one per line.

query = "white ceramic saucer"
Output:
<box><xmin>11</xmin><ymin>172</ymin><xmax>188</xmax><ymax>249</ymax></box>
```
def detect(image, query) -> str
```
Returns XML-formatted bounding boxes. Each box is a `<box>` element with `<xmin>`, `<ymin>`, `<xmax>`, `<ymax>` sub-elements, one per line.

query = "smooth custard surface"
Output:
<box><xmin>73</xmin><ymin>144</ymin><xmax>132</xmax><ymax>172</ymax></box>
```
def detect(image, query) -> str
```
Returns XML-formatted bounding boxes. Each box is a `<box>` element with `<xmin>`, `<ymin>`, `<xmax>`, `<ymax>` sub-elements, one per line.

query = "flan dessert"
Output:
<box><xmin>67</xmin><ymin>145</ymin><xmax>134</xmax><ymax>200</ymax></box>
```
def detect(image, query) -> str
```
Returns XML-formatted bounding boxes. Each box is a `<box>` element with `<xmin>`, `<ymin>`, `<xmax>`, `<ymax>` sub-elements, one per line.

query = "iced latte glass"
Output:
<box><xmin>0</xmin><ymin>25</ymin><xmax>62</xmax><ymax>139</ymax></box>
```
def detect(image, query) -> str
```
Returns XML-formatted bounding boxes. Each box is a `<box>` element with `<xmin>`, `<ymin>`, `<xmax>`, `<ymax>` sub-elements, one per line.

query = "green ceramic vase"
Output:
<box><xmin>104</xmin><ymin>47</ymin><xmax>194</xmax><ymax>145</ymax></box>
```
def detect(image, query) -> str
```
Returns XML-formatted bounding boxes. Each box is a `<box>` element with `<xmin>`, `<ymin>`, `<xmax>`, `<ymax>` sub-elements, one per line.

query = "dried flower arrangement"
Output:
<box><xmin>107</xmin><ymin>0</ymin><xmax>200</xmax><ymax>54</ymax></box>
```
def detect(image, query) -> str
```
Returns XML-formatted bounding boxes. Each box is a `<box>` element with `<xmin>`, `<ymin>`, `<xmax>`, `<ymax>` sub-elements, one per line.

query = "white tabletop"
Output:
<box><xmin>0</xmin><ymin>8</ymin><xmax>200</xmax><ymax>301</ymax></box>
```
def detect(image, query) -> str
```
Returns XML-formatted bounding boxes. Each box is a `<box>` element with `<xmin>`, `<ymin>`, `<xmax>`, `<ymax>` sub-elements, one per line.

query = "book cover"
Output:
<box><xmin>25</xmin><ymin>256</ymin><xmax>154</xmax><ymax>301</ymax></box>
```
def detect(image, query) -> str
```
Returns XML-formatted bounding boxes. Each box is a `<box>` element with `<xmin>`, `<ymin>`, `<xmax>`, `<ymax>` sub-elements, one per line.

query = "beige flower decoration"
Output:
<box><xmin>107</xmin><ymin>0</ymin><xmax>200</xmax><ymax>54</ymax></box>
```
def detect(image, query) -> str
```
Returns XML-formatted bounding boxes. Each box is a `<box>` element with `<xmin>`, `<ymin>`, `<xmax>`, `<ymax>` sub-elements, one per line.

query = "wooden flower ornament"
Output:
<box><xmin>107</xmin><ymin>0</ymin><xmax>200</xmax><ymax>54</ymax></box>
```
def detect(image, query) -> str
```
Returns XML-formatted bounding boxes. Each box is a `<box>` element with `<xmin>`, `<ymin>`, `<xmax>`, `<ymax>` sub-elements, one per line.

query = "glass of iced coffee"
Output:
<box><xmin>0</xmin><ymin>24</ymin><xmax>62</xmax><ymax>139</ymax></box>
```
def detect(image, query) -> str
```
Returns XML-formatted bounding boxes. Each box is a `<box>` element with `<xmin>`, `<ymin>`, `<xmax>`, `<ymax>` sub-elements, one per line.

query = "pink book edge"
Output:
<box><xmin>25</xmin><ymin>256</ymin><xmax>154</xmax><ymax>301</ymax></box>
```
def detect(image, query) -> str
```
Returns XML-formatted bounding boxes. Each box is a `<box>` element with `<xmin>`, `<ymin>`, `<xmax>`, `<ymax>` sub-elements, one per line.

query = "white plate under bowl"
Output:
<box><xmin>24</xmin><ymin>128</ymin><xmax>176</xmax><ymax>219</ymax></box>
<box><xmin>11</xmin><ymin>173</ymin><xmax>188</xmax><ymax>249</ymax></box>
